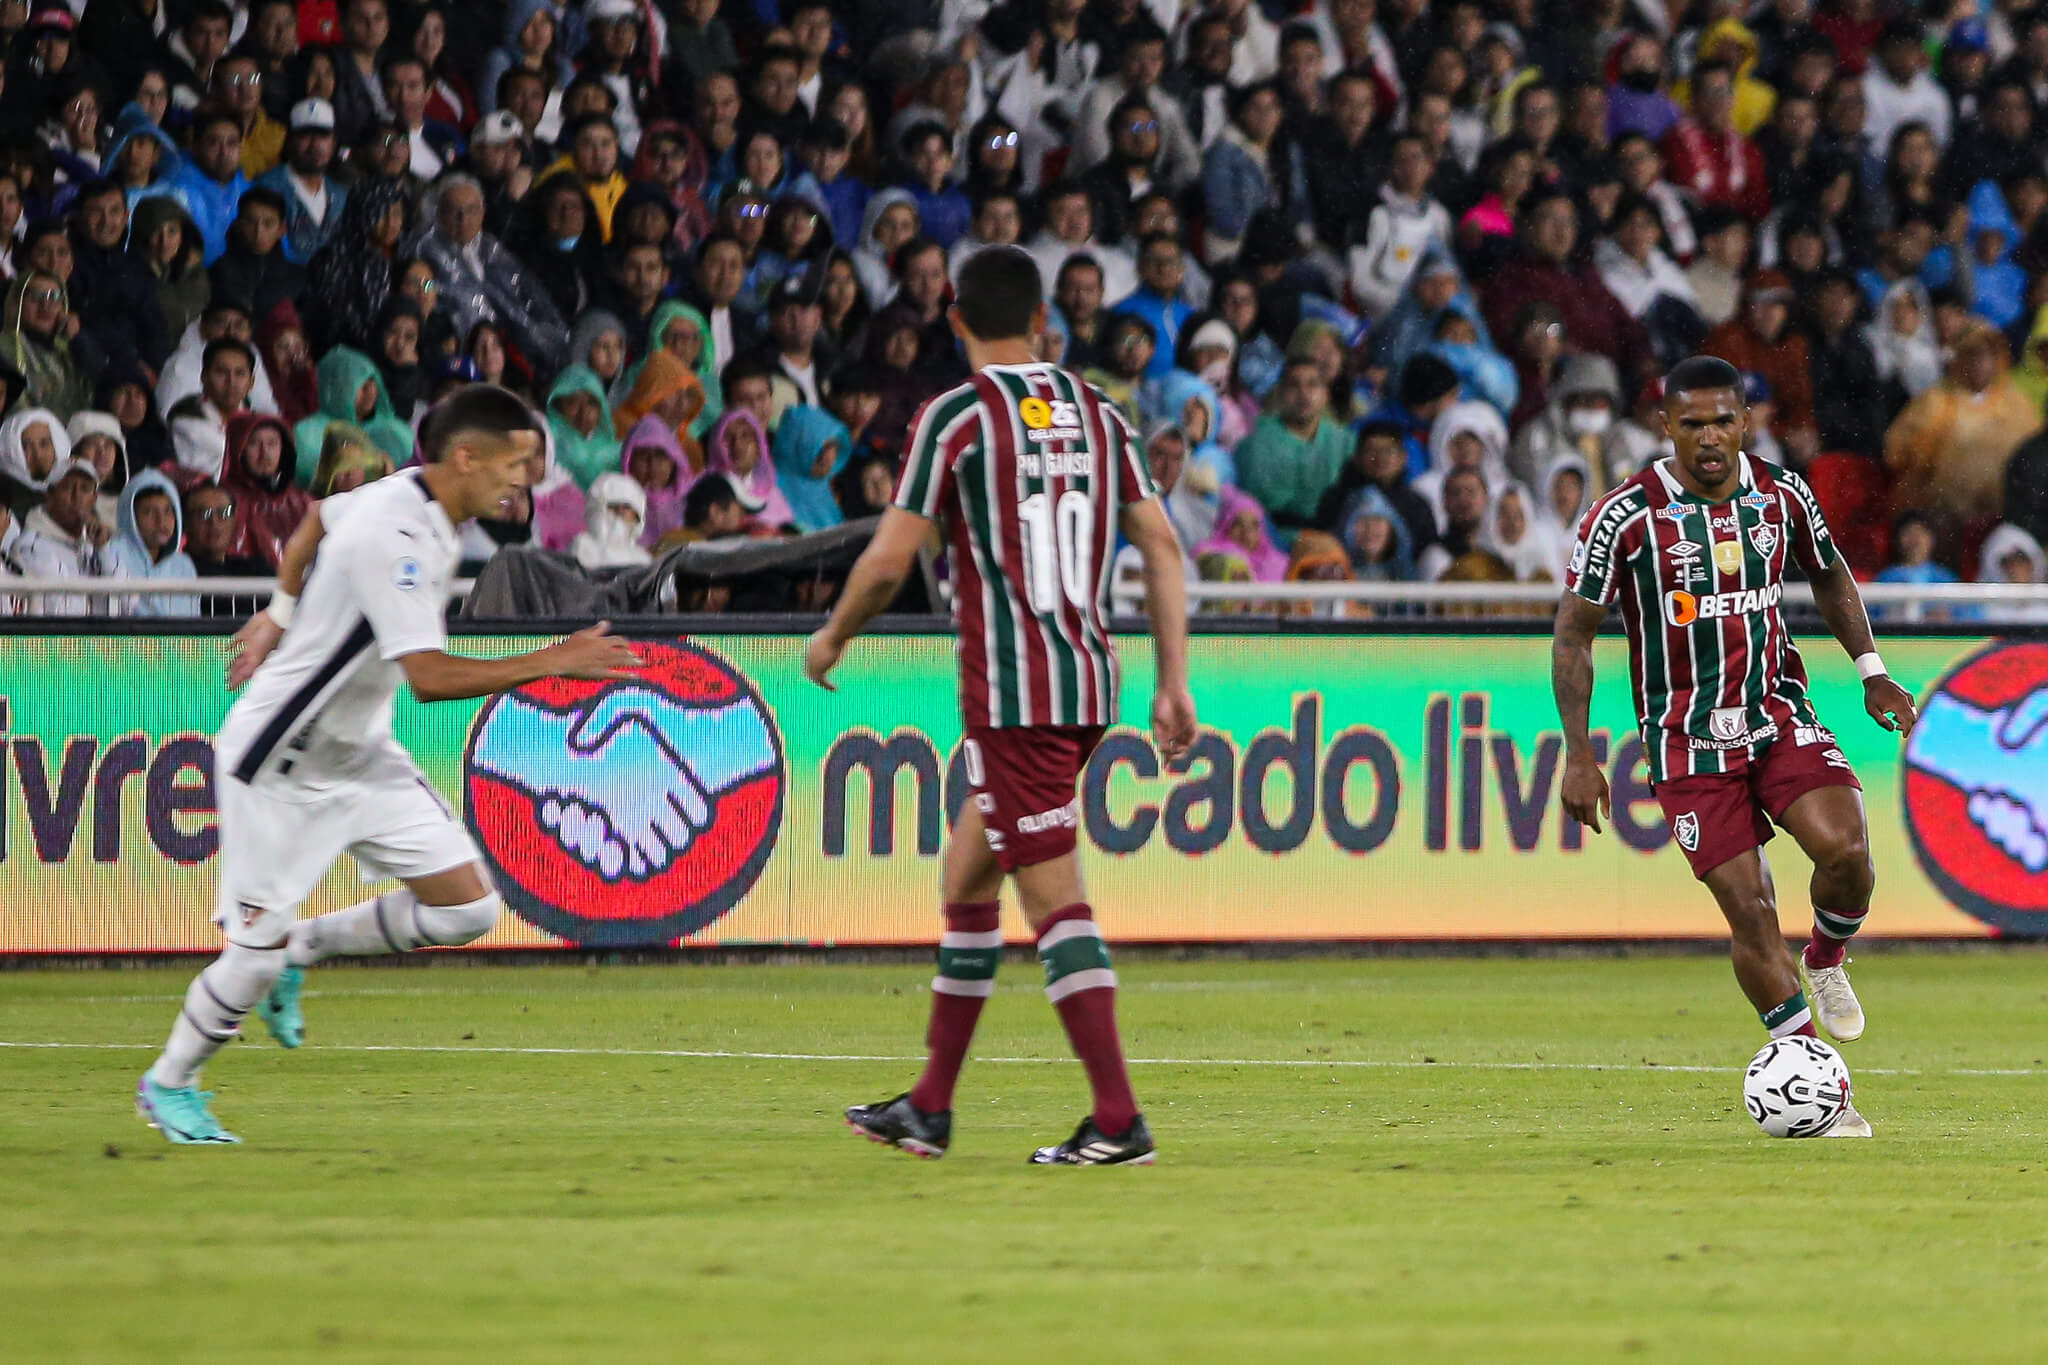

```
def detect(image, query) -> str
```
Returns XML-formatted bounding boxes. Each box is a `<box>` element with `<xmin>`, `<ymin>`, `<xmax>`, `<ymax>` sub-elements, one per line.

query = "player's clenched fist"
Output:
<box><xmin>1151</xmin><ymin>684</ymin><xmax>1197</xmax><ymax>765</ymax></box>
<box><xmin>804</xmin><ymin>629</ymin><xmax>844</xmax><ymax>690</ymax></box>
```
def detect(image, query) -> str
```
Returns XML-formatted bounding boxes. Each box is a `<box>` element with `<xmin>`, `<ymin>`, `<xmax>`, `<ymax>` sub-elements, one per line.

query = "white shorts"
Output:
<box><xmin>213</xmin><ymin>744</ymin><xmax>479</xmax><ymax>946</ymax></box>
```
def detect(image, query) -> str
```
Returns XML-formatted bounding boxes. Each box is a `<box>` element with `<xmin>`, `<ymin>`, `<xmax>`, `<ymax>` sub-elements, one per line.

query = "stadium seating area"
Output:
<box><xmin>0</xmin><ymin>0</ymin><xmax>2044</xmax><ymax>616</ymax></box>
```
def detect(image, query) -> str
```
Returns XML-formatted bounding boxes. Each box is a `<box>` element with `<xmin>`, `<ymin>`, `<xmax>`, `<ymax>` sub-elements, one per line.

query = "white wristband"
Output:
<box><xmin>265</xmin><ymin>590</ymin><xmax>296</xmax><ymax>629</ymax></box>
<box><xmin>1854</xmin><ymin>652</ymin><xmax>1887</xmax><ymax>681</ymax></box>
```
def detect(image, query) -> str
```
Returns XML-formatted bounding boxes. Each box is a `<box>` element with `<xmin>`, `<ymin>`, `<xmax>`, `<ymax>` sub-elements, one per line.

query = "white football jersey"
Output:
<box><xmin>214</xmin><ymin>469</ymin><xmax>462</xmax><ymax>795</ymax></box>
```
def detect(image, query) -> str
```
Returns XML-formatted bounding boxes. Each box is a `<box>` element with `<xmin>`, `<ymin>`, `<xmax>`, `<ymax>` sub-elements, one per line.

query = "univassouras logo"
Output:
<box><xmin>463</xmin><ymin>640</ymin><xmax>784</xmax><ymax>946</ymax></box>
<box><xmin>1902</xmin><ymin>642</ymin><xmax>2048</xmax><ymax>935</ymax></box>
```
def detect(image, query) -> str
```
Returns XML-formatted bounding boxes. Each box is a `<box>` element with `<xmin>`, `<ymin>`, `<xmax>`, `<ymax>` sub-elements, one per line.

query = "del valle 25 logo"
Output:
<box><xmin>463</xmin><ymin>640</ymin><xmax>785</xmax><ymax>946</ymax></box>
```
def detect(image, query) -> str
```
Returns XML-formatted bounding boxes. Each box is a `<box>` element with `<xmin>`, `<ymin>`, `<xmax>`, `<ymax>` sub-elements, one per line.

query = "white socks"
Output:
<box><xmin>148</xmin><ymin>942</ymin><xmax>286</xmax><ymax>1089</ymax></box>
<box><xmin>286</xmin><ymin>890</ymin><xmax>502</xmax><ymax>966</ymax></box>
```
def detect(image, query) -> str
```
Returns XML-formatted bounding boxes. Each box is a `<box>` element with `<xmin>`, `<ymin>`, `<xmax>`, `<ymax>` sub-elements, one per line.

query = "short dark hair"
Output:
<box><xmin>756</xmin><ymin>42</ymin><xmax>803</xmax><ymax>72</ymax></box>
<box><xmin>418</xmin><ymin>384</ymin><xmax>540</xmax><ymax>463</ymax></box>
<box><xmin>685</xmin><ymin>472</ymin><xmax>740</xmax><ymax>526</ymax></box>
<box><xmin>203</xmin><ymin>336</ymin><xmax>255</xmax><ymax>370</ymax></box>
<box><xmin>73</xmin><ymin>178</ymin><xmax>123</xmax><ymax>209</ymax></box>
<box><xmin>1664</xmin><ymin>355</ymin><xmax>1743</xmax><ymax>402</ymax></box>
<box><xmin>498</xmin><ymin>68</ymin><xmax>547</xmax><ymax>104</ymax></box>
<box><xmin>1122</xmin><ymin>16</ymin><xmax>1169</xmax><ymax>49</ymax></box>
<box><xmin>380</xmin><ymin>53</ymin><xmax>427</xmax><ymax>85</ymax></box>
<box><xmin>953</xmin><ymin>244</ymin><xmax>1041</xmax><ymax>340</ymax></box>
<box><xmin>237</xmin><ymin>186</ymin><xmax>287</xmax><ymax>219</ymax></box>
<box><xmin>188</xmin><ymin>0</ymin><xmax>232</xmax><ymax>27</ymax></box>
<box><xmin>1055</xmin><ymin>253</ymin><xmax>1103</xmax><ymax>288</ymax></box>
<box><xmin>190</xmin><ymin>106</ymin><xmax>241</xmax><ymax>140</ymax></box>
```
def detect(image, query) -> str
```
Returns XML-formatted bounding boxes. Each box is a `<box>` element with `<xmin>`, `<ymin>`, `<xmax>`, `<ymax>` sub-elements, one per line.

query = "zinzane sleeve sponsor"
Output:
<box><xmin>1778</xmin><ymin>470</ymin><xmax>1841</xmax><ymax>574</ymax></box>
<box><xmin>893</xmin><ymin>387</ymin><xmax>975</xmax><ymax>521</ymax></box>
<box><xmin>1566</xmin><ymin>494</ymin><xmax>1633</xmax><ymax>607</ymax></box>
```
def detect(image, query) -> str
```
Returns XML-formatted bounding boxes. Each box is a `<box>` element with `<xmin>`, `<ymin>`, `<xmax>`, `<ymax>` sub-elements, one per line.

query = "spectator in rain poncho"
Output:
<box><xmin>0</xmin><ymin>272</ymin><xmax>92</xmax><ymax>420</ymax></box>
<box><xmin>1423</xmin><ymin>302</ymin><xmax>1518</xmax><ymax>420</ymax></box>
<box><xmin>571</xmin><ymin>471</ymin><xmax>654</xmax><ymax>570</ymax></box>
<box><xmin>1479</xmin><ymin>482</ymin><xmax>1569</xmax><ymax>581</ymax></box>
<box><xmin>1414</xmin><ymin>399</ymin><xmax>1511</xmax><ymax>530</ymax></box>
<box><xmin>569</xmin><ymin>309</ymin><xmax>632</xmax><ymax>404</ymax></box>
<box><xmin>1508</xmin><ymin>354</ymin><xmax>1628</xmax><ymax>492</ymax></box>
<box><xmin>771</xmin><ymin>403</ymin><xmax>852</xmax><ymax>533</ymax></box>
<box><xmin>291</xmin><ymin>346</ymin><xmax>414</xmax><ymax>486</ymax></box>
<box><xmin>705</xmin><ymin>408</ymin><xmax>793</xmax><ymax>530</ymax></box>
<box><xmin>544</xmin><ymin>364</ymin><xmax>621</xmax><ymax>491</ymax></box>
<box><xmin>308</xmin><ymin>422</ymin><xmax>394</xmax><ymax>497</ymax></box>
<box><xmin>609</xmin><ymin>349</ymin><xmax>707</xmax><ymax>470</ymax></box>
<box><xmin>1539</xmin><ymin>453</ymin><xmax>1594</xmax><ymax>544</ymax></box>
<box><xmin>1367</xmin><ymin>248</ymin><xmax>1488</xmax><ymax>389</ymax></box>
<box><xmin>1337</xmin><ymin>483</ymin><xmax>1417</xmax><ymax>582</ymax></box>
<box><xmin>1145</xmin><ymin>368</ymin><xmax>1237</xmax><ymax>488</ymax></box>
<box><xmin>67</xmin><ymin>410</ymin><xmax>131</xmax><ymax>530</ymax></box>
<box><xmin>1193</xmin><ymin>485</ymin><xmax>1290</xmax><ymax>583</ymax></box>
<box><xmin>621</xmin><ymin>414</ymin><xmax>692</xmax><ymax>548</ymax></box>
<box><xmin>0</xmin><ymin>406</ymin><xmax>70</xmax><ymax>518</ymax></box>
<box><xmin>1885</xmin><ymin>319</ymin><xmax>2041</xmax><ymax>535</ymax></box>
<box><xmin>1975</xmin><ymin>522</ymin><xmax>2048</xmax><ymax>622</ymax></box>
<box><xmin>1865</xmin><ymin>278</ymin><xmax>1943</xmax><ymax>398</ymax></box>
<box><xmin>104</xmin><ymin>467</ymin><xmax>197</xmax><ymax>617</ymax></box>
<box><xmin>852</xmin><ymin>188</ymin><xmax>919</xmax><ymax>309</ymax></box>
<box><xmin>640</xmin><ymin>298</ymin><xmax>723</xmax><ymax>440</ymax></box>
<box><xmin>220</xmin><ymin>411</ymin><xmax>311</xmax><ymax>568</ymax></box>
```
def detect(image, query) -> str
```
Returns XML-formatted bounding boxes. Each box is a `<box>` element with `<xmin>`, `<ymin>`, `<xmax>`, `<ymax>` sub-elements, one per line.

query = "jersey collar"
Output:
<box><xmin>1653</xmin><ymin>450</ymin><xmax>1754</xmax><ymax>505</ymax></box>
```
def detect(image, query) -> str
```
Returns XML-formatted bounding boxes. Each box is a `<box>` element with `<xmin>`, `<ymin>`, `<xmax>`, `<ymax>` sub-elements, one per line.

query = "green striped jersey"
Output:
<box><xmin>894</xmin><ymin>363</ymin><xmax>1156</xmax><ymax>727</ymax></box>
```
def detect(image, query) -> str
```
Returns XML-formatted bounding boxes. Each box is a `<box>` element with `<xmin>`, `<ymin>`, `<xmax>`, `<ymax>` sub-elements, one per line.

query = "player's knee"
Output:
<box><xmin>414</xmin><ymin>891</ymin><xmax>503</xmax><ymax>946</ymax></box>
<box><xmin>1819</xmin><ymin>838</ymin><xmax>1874</xmax><ymax>897</ymax></box>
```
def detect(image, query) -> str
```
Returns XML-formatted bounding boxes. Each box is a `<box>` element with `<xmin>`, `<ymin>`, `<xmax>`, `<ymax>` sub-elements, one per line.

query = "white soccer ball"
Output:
<box><xmin>1743</xmin><ymin>1035</ymin><xmax>1852</xmax><ymax>1138</ymax></box>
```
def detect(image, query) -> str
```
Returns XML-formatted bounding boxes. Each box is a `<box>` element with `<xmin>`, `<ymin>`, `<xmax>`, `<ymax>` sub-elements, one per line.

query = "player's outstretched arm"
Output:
<box><xmin>1552</xmin><ymin>593</ymin><xmax>1612</xmax><ymax>834</ymax></box>
<box><xmin>228</xmin><ymin>503</ymin><xmax>327</xmax><ymax>690</ymax></box>
<box><xmin>400</xmin><ymin>621</ymin><xmax>642</xmax><ymax>703</ymax></box>
<box><xmin>1808</xmin><ymin>560</ymin><xmax>1917</xmax><ymax>735</ymax></box>
<box><xmin>805</xmin><ymin>507</ymin><xmax>932</xmax><ymax>690</ymax></box>
<box><xmin>1119</xmin><ymin>498</ymin><xmax>1196</xmax><ymax>764</ymax></box>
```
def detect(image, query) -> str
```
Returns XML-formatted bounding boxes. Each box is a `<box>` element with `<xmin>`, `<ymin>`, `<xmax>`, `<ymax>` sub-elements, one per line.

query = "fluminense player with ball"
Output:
<box><xmin>137</xmin><ymin>386</ymin><xmax>642</xmax><ymax>1145</ymax></box>
<box><xmin>1551</xmin><ymin>356</ymin><xmax>1918</xmax><ymax>1138</ymax></box>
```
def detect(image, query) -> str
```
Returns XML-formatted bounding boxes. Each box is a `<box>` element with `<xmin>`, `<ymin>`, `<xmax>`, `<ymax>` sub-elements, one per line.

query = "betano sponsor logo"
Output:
<box><xmin>1664</xmin><ymin>582</ymin><xmax>1782</xmax><ymax>625</ymax></box>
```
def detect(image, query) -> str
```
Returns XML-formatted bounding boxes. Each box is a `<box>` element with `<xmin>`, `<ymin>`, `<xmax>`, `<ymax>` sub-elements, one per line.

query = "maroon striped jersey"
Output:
<box><xmin>893</xmin><ymin>362</ymin><xmax>1156</xmax><ymax>728</ymax></box>
<box><xmin>1564</xmin><ymin>453</ymin><xmax>1842</xmax><ymax>783</ymax></box>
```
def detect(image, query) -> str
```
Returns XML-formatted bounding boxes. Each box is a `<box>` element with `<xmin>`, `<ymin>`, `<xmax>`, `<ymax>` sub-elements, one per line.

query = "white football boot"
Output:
<box><xmin>1825</xmin><ymin>1102</ymin><xmax>1874</xmax><ymax>1138</ymax></box>
<box><xmin>1801</xmin><ymin>956</ymin><xmax>1866</xmax><ymax>1043</ymax></box>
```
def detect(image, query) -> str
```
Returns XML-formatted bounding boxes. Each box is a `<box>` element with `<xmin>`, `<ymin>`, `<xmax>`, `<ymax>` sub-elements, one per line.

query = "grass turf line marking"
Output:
<box><xmin>0</xmin><ymin>1040</ymin><xmax>2040</xmax><ymax>1077</ymax></box>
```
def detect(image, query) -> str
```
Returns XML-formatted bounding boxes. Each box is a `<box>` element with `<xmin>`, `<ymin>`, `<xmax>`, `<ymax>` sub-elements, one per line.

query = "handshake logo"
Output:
<box><xmin>1909</xmin><ymin>689</ymin><xmax>2048</xmax><ymax>873</ymax></box>
<box><xmin>1903</xmin><ymin>644</ymin><xmax>2048</xmax><ymax>934</ymax></box>
<box><xmin>472</xmin><ymin>686</ymin><xmax>778</xmax><ymax>880</ymax></box>
<box><xmin>463</xmin><ymin>641</ymin><xmax>786</xmax><ymax>947</ymax></box>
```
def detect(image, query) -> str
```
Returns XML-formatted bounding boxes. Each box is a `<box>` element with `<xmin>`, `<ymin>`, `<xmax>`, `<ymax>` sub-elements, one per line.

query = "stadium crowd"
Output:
<box><xmin>0</xmin><ymin>0</ymin><xmax>2043</xmax><ymax>617</ymax></box>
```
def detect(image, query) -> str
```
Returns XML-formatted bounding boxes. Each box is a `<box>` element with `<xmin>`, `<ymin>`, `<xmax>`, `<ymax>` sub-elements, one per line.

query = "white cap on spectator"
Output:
<box><xmin>1188</xmin><ymin>319</ymin><xmax>1236</xmax><ymax>357</ymax></box>
<box><xmin>588</xmin><ymin>0</ymin><xmax>638</xmax><ymax>21</ymax></box>
<box><xmin>474</xmin><ymin>111</ymin><xmax>526</xmax><ymax>148</ymax></box>
<box><xmin>47</xmin><ymin>457</ymin><xmax>100</xmax><ymax>489</ymax></box>
<box><xmin>290</xmin><ymin>98</ymin><xmax>336</xmax><ymax>133</ymax></box>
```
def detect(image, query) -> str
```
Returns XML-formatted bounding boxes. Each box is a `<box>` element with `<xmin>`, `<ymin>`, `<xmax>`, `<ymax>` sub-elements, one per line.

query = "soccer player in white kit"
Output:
<box><xmin>137</xmin><ymin>385</ymin><xmax>640</xmax><ymax>1145</ymax></box>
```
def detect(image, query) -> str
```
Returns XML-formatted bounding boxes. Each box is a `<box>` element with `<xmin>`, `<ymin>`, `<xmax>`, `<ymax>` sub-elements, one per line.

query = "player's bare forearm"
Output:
<box><xmin>402</xmin><ymin>623</ymin><xmax>640</xmax><ymax>702</ymax></box>
<box><xmin>1809</xmin><ymin>560</ymin><xmax>1878</xmax><ymax>660</ymax></box>
<box><xmin>1122</xmin><ymin>499</ymin><xmax>1190</xmax><ymax>688</ymax></box>
<box><xmin>1811</xmin><ymin>560</ymin><xmax>1919</xmax><ymax>733</ymax></box>
<box><xmin>1551</xmin><ymin>595</ymin><xmax>1605</xmax><ymax>755</ymax></box>
<box><xmin>807</xmin><ymin>508</ymin><xmax>931</xmax><ymax>689</ymax></box>
<box><xmin>1552</xmin><ymin>594</ymin><xmax>1611</xmax><ymax>832</ymax></box>
<box><xmin>277</xmin><ymin>504</ymin><xmax>325</xmax><ymax>598</ymax></box>
<box><xmin>1121</xmin><ymin>499</ymin><xmax>1197</xmax><ymax>761</ymax></box>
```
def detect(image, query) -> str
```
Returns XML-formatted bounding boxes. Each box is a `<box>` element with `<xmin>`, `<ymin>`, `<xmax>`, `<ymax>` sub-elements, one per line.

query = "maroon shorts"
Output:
<box><xmin>1653</xmin><ymin>725</ymin><xmax>1863</xmax><ymax>880</ymax></box>
<box><xmin>963</xmin><ymin>725</ymin><xmax>1105</xmax><ymax>871</ymax></box>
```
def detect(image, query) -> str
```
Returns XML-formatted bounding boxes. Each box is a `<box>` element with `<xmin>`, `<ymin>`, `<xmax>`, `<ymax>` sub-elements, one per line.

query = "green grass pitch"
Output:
<box><xmin>4</xmin><ymin>953</ymin><xmax>2047</xmax><ymax>1363</ymax></box>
